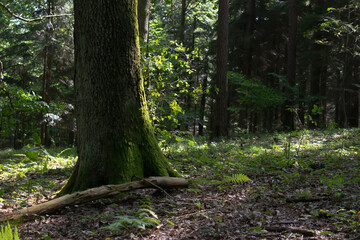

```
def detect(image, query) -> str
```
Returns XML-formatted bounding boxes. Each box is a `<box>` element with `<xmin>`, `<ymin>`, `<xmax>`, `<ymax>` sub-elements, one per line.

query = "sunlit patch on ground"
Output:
<box><xmin>0</xmin><ymin>128</ymin><xmax>359</xmax><ymax>239</ymax></box>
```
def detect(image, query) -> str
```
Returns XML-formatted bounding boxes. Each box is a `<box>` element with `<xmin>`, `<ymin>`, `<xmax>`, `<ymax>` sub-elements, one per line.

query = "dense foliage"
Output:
<box><xmin>0</xmin><ymin>0</ymin><xmax>359</xmax><ymax>146</ymax></box>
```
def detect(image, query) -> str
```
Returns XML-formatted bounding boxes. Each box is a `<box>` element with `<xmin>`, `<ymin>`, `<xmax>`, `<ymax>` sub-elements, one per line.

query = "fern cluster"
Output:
<box><xmin>103</xmin><ymin>195</ymin><xmax>160</xmax><ymax>233</ymax></box>
<box><xmin>102</xmin><ymin>212</ymin><xmax>160</xmax><ymax>232</ymax></box>
<box><xmin>0</xmin><ymin>222</ymin><xmax>20</xmax><ymax>240</ymax></box>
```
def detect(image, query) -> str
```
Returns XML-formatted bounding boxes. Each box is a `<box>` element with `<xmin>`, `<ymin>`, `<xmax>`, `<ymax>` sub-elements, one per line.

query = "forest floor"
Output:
<box><xmin>0</xmin><ymin>128</ymin><xmax>360</xmax><ymax>239</ymax></box>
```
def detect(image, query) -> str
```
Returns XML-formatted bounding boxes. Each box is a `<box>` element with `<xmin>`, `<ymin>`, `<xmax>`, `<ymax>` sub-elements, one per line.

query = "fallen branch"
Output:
<box><xmin>265</xmin><ymin>226</ymin><xmax>315</xmax><ymax>237</ymax></box>
<box><xmin>285</xmin><ymin>197</ymin><xmax>327</xmax><ymax>203</ymax></box>
<box><xmin>0</xmin><ymin>177</ymin><xmax>189</xmax><ymax>222</ymax></box>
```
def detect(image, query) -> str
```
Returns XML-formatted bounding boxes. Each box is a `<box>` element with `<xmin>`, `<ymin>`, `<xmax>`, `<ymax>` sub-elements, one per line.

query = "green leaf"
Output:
<box><xmin>165</xmin><ymin>219</ymin><xmax>175</xmax><ymax>226</ymax></box>
<box><xmin>32</xmin><ymin>133</ymin><xmax>42</xmax><ymax>146</ymax></box>
<box><xmin>25</xmin><ymin>151</ymin><xmax>38</xmax><ymax>162</ymax></box>
<box><xmin>222</xmin><ymin>174</ymin><xmax>252</xmax><ymax>184</ymax></box>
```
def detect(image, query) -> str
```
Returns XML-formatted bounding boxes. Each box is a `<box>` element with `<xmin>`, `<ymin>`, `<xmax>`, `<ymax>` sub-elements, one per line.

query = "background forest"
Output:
<box><xmin>0</xmin><ymin>0</ymin><xmax>359</xmax><ymax>148</ymax></box>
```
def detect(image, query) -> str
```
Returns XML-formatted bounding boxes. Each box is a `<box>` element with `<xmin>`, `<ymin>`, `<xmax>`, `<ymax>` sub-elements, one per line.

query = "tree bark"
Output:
<box><xmin>1</xmin><ymin>177</ymin><xmax>189</xmax><ymax>222</ymax></box>
<box><xmin>41</xmin><ymin>0</ymin><xmax>55</xmax><ymax>147</ymax></box>
<box><xmin>137</xmin><ymin>0</ymin><xmax>151</xmax><ymax>41</ymax></box>
<box><xmin>211</xmin><ymin>0</ymin><xmax>229</xmax><ymax>138</ymax></box>
<box><xmin>60</xmin><ymin>0</ymin><xmax>177</xmax><ymax>195</ymax></box>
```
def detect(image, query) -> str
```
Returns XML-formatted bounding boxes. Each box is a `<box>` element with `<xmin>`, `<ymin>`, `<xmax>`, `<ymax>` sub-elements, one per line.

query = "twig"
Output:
<box><xmin>132</xmin><ymin>175</ymin><xmax>173</xmax><ymax>198</ymax></box>
<box><xmin>285</xmin><ymin>197</ymin><xmax>327</xmax><ymax>203</ymax></box>
<box><xmin>265</xmin><ymin>226</ymin><xmax>315</xmax><ymax>237</ymax></box>
<box><xmin>0</xmin><ymin>2</ymin><xmax>71</xmax><ymax>23</ymax></box>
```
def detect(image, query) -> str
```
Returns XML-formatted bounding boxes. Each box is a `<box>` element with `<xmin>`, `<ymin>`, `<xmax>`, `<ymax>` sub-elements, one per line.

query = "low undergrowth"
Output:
<box><xmin>0</xmin><ymin>128</ymin><xmax>359</xmax><ymax>239</ymax></box>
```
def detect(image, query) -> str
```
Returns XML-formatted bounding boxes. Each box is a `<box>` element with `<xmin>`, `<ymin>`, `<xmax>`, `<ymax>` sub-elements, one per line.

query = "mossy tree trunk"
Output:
<box><xmin>60</xmin><ymin>0</ymin><xmax>176</xmax><ymax>195</ymax></box>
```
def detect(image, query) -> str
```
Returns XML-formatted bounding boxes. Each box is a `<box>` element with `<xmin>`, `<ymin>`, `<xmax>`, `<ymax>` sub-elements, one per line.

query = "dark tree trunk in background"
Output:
<box><xmin>137</xmin><ymin>0</ymin><xmax>151</xmax><ymax>41</ymax></box>
<box><xmin>283</xmin><ymin>0</ymin><xmax>297</xmax><ymax>130</ymax></box>
<box><xmin>41</xmin><ymin>0</ymin><xmax>55</xmax><ymax>147</ymax></box>
<box><xmin>335</xmin><ymin>32</ymin><xmax>357</xmax><ymax>127</ymax></box>
<box><xmin>309</xmin><ymin>45</ymin><xmax>321</xmax><ymax>128</ymax></box>
<box><xmin>241</xmin><ymin>0</ymin><xmax>255</xmax><ymax>132</ymax></box>
<box><xmin>199</xmin><ymin>75</ymin><xmax>208</xmax><ymax>136</ymax></box>
<box><xmin>211</xmin><ymin>0</ymin><xmax>229</xmax><ymax>138</ymax></box>
<box><xmin>60</xmin><ymin>0</ymin><xmax>176</xmax><ymax>195</ymax></box>
<box><xmin>343</xmin><ymin>25</ymin><xmax>358</xmax><ymax>127</ymax></box>
<box><xmin>0</xmin><ymin>60</ymin><xmax>3</xmax><ymax>79</ymax></box>
<box><xmin>199</xmin><ymin>46</ymin><xmax>210</xmax><ymax>136</ymax></box>
<box><xmin>179</xmin><ymin>0</ymin><xmax>186</xmax><ymax>43</ymax></box>
<box><xmin>243</xmin><ymin>0</ymin><xmax>255</xmax><ymax>77</ymax></box>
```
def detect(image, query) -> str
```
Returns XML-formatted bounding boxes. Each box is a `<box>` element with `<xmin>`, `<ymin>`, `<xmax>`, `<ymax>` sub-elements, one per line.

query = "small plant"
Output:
<box><xmin>103</xmin><ymin>195</ymin><xmax>160</xmax><ymax>233</ymax></box>
<box><xmin>23</xmin><ymin>133</ymin><xmax>55</xmax><ymax>174</ymax></box>
<box><xmin>0</xmin><ymin>222</ymin><xmax>20</xmax><ymax>240</ymax></box>
<box><xmin>283</xmin><ymin>136</ymin><xmax>292</xmax><ymax>160</ymax></box>
<box><xmin>222</xmin><ymin>173</ymin><xmax>252</xmax><ymax>184</ymax></box>
<box><xmin>103</xmin><ymin>213</ymin><xmax>160</xmax><ymax>233</ymax></box>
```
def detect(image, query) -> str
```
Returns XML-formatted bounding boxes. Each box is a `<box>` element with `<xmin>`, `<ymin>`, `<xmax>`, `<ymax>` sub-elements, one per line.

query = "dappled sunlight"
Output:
<box><xmin>0</xmin><ymin>128</ymin><xmax>359</xmax><ymax>239</ymax></box>
<box><xmin>0</xmin><ymin>147</ymin><xmax>76</xmax><ymax>213</ymax></box>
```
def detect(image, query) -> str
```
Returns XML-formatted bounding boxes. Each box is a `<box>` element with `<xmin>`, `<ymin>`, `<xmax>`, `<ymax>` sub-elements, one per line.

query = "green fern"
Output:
<box><xmin>103</xmin><ymin>208</ymin><xmax>160</xmax><ymax>233</ymax></box>
<box><xmin>0</xmin><ymin>222</ymin><xmax>20</xmax><ymax>240</ymax></box>
<box><xmin>222</xmin><ymin>173</ymin><xmax>252</xmax><ymax>184</ymax></box>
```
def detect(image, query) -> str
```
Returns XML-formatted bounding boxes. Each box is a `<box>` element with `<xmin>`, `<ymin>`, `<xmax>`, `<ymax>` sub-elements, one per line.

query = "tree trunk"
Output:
<box><xmin>243</xmin><ymin>0</ymin><xmax>255</xmax><ymax>77</ymax></box>
<box><xmin>60</xmin><ymin>0</ymin><xmax>176</xmax><ymax>195</ymax></box>
<box><xmin>137</xmin><ymin>0</ymin><xmax>151</xmax><ymax>41</ymax></box>
<box><xmin>211</xmin><ymin>0</ymin><xmax>229</xmax><ymax>139</ymax></box>
<box><xmin>198</xmin><ymin>75</ymin><xmax>208</xmax><ymax>136</ymax></box>
<box><xmin>309</xmin><ymin>45</ymin><xmax>321</xmax><ymax>128</ymax></box>
<box><xmin>179</xmin><ymin>0</ymin><xmax>186</xmax><ymax>43</ymax></box>
<box><xmin>41</xmin><ymin>0</ymin><xmax>55</xmax><ymax>147</ymax></box>
<box><xmin>283</xmin><ymin>0</ymin><xmax>297</xmax><ymax>130</ymax></box>
<box><xmin>0</xmin><ymin>60</ymin><xmax>3</xmax><ymax>79</ymax></box>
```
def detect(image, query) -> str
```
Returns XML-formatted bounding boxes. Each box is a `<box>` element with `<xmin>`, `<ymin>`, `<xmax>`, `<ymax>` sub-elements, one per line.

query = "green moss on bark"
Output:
<box><xmin>59</xmin><ymin>0</ymin><xmax>177</xmax><ymax>196</ymax></box>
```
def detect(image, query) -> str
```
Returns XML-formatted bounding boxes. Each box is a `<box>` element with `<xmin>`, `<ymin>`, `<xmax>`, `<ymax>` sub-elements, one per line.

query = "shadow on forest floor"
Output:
<box><xmin>1</xmin><ymin>128</ymin><xmax>359</xmax><ymax>239</ymax></box>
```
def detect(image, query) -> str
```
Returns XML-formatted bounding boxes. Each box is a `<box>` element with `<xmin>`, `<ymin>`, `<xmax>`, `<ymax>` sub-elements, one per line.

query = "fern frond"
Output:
<box><xmin>0</xmin><ymin>221</ymin><xmax>20</xmax><ymax>240</ymax></box>
<box><xmin>222</xmin><ymin>173</ymin><xmax>252</xmax><ymax>184</ymax></box>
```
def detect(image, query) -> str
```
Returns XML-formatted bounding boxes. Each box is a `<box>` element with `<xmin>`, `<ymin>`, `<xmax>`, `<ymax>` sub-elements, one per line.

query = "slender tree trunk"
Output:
<box><xmin>199</xmin><ymin>75</ymin><xmax>208</xmax><ymax>136</ymax></box>
<box><xmin>343</xmin><ymin>11</ymin><xmax>357</xmax><ymax>127</ymax></box>
<box><xmin>211</xmin><ymin>0</ymin><xmax>229</xmax><ymax>138</ymax></box>
<box><xmin>283</xmin><ymin>0</ymin><xmax>297</xmax><ymax>130</ymax></box>
<box><xmin>60</xmin><ymin>0</ymin><xmax>176</xmax><ymax>195</ymax></box>
<box><xmin>179</xmin><ymin>0</ymin><xmax>186</xmax><ymax>43</ymax></box>
<box><xmin>243</xmin><ymin>0</ymin><xmax>255</xmax><ymax>77</ymax></box>
<box><xmin>199</xmin><ymin>47</ymin><xmax>209</xmax><ymax>136</ymax></box>
<box><xmin>336</xmin><ymin>30</ymin><xmax>355</xmax><ymax>128</ymax></box>
<box><xmin>41</xmin><ymin>0</ymin><xmax>55</xmax><ymax>147</ymax></box>
<box><xmin>319</xmin><ymin>54</ymin><xmax>328</xmax><ymax>128</ymax></box>
<box><xmin>238</xmin><ymin>0</ymin><xmax>255</xmax><ymax>131</ymax></box>
<box><xmin>358</xmin><ymin>84</ymin><xmax>360</xmax><ymax>127</ymax></box>
<box><xmin>137</xmin><ymin>0</ymin><xmax>151</xmax><ymax>41</ymax></box>
<box><xmin>0</xmin><ymin>60</ymin><xmax>3</xmax><ymax>79</ymax></box>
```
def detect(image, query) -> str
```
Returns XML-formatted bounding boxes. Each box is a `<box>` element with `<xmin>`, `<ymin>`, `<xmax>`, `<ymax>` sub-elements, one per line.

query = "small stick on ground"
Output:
<box><xmin>265</xmin><ymin>226</ymin><xmax>316</xmax><ymax>237</ymax></box>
